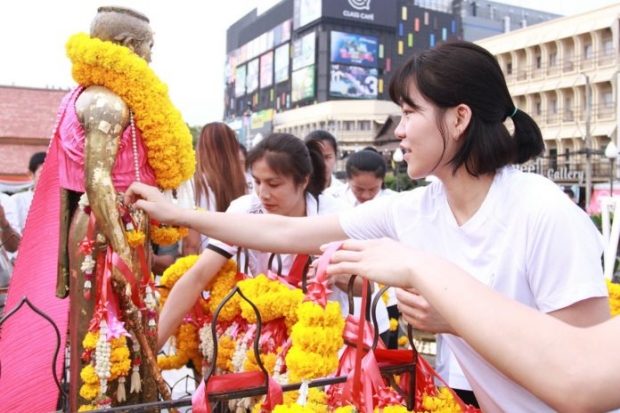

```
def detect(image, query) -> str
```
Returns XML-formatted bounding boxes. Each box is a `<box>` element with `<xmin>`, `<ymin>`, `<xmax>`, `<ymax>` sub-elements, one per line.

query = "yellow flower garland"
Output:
<box><xmin>66</xmin><ymin>33</ymin><xmax>195</xmax><ymax>190</ymax></box>
<box><xmin>607</xmin><ymin>279</ymin><xmax>620</xmax><ymax>317</ymax></box>
<box><xmin>157</xmin><ymin>255</ymin><xmax>239</xmax><ymax>370</ymax></box>
<box><xmin>78</xmin><ymin>333</ymin><xmax>131</xmax><ymax>410</ymax></box>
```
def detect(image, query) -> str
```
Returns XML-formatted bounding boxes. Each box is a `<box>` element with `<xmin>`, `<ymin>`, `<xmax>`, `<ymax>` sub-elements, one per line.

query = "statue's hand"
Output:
<box><xmin>124</xmin><ymin>182</ymin><xmax>181</xmax><ymax>226</ymax></box>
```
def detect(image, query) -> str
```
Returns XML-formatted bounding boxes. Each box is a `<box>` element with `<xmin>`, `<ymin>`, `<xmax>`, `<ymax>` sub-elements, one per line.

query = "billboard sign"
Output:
<box><xmin>292</xmin><ymin>31</ymin><xmax>316</xmax><ymax>71</ymax></box>
<box><xmin>329</xmin><ymin>64</ymin><xmax>378</xmax><ymax>99</ymax></box>
<box><xmin>235</xmin><ymin>64</ymin><xmax>246</xmax><ymax>97</ymax></box>
<box><xmin>331</xmin><ymin>31</ymin><xmax>378</xmax><ymax>68</ymax></box>
<box><xmin>260</xmin><ymin>51</ymin><xmax>273</xmax><ymax>89</ymax></box>
<box><xmin>292</xmin><ymin>65</ymin><xmax>315</xmax><ymax>102</ymax></box>
<box><xmin>246</xmin><ymin>59</ymin><xmax>259</xmax><ymax>94</ymax></box>
<box><xmin>274</xmin><ymin>43</ymin><xmax>290</xmax><ymax>83</ymax></box>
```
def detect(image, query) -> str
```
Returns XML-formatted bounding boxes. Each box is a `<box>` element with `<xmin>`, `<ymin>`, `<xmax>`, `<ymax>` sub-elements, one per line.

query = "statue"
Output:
<box><xmin>0</xmin><ymin>6</ymin><xmax>195</xmax><ymax>412</ymax></box>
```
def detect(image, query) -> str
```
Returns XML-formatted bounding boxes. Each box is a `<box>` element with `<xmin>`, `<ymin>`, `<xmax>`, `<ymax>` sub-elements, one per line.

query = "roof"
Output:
<box><xmin>373</xmin><ymin>115</ymin><xmax>401</xmax><ymax>150</ymax></box>
<box><xmin>0</xmin><ymin>85</ymin><xmax>68</xmax><ymax>140</ymax></box>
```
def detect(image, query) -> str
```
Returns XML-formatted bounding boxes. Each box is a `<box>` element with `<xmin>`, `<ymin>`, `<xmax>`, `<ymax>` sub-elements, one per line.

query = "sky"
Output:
<box><xmin>0</xmin><ymin>0</ymin><xmax>617</xmax><ymax>126</ymax></box>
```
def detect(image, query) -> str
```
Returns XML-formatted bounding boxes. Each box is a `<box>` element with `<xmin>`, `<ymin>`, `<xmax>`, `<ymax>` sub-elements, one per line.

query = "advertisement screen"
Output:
<box><xmin>331</xmin><ymin>31</ymin><xmax>378</xmax><ymax>68</ymax></box>
<box><xmin>235</xmin><ymin>64</ymin><xmax>246</xmax><ymax>97</ymax></box>
<box><xmin>329</xmin><ymin>64</ymin><xmax>378</xmax><ymax>99</ymax></box>
<box><xmin>274</xmin><ymin>19</ymin><xmax>292</xmax><ymax>46</ymax></box>
<box><xmin>246</xmin><ymin>59</ymin><xmax>259</xmax><ymax>94</ymax></box>
<box><xmin>293</xmin><ymin>0</ymin><xmax>322</xmax><ymax>29</ymax></box>
<box><xmin>291</xmin><ymin>65</ymin><xmax>315</xmax><ymax>102</ymax></box>
<box><xmin>274</xmin><ymin>43</ymin><xmax>290</xmax><ymax>83</ymax></box>
<box><xmin>260</xmin><ymin>52</ymin><xmax>273</xmax><ymax>89</ymax></box>
<box><xmin>292</xmin><ymin>31</ymin><xmax>316</xmax><ymax>71</ymax></box>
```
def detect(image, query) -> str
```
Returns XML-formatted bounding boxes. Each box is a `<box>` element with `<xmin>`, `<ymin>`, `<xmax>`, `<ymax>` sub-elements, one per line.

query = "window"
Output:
<box><xmin>535</xmin><ymin>101</ymin><xmax>542</xmax><ymax>115</ymax></box>
<box><xmin>535</xmin><ymin>55</ymin><xmax>542</xmax><ymax>69</ymax></box>
<box><xmin>550</xmin><ymin>98</ymin><xmax>557</xmax><ymax>114</ymax></box>
<box><xmin>549</xmin><ymin>52</ymin><xmax>557</xmax><ymax>67</ymax></box>
<box><xmin>603</xmin><ymin>40</ymin><xmax>613</xmax><ymax>55</ymax></box>
<box><xmin>584</xmin><ymin>44</ymin><xmax>593</xmax><ymax>59</ymax></box>
<box><xmin>506</xmin><ymin>62</ymin><xmax>513</xmax><ymax>75</ymax></box>
<box><xmin>603</xmin><ymin>92</ymin><xmax>614</xmax><ymax>108</ymax></box>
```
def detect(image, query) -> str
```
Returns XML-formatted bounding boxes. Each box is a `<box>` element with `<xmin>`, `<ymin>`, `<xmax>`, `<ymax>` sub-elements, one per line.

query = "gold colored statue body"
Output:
<box><xmin>64</xmin><ymin>6</ymin><xmax>166</xmax><ymax>410</ymax></box>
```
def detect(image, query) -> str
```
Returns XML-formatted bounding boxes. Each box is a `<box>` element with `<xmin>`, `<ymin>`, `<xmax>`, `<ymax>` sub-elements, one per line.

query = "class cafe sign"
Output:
<box><xmin>516</xmin><ymin>159</ymin><xmax>585</xmax><ymax>184</ymax></box>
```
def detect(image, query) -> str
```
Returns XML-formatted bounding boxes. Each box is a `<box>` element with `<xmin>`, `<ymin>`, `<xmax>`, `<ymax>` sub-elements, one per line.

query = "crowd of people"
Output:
<box><xmin>2</xmin><ymin>4</ymin><xmax>619</xmax><ymax>413</ymax></box>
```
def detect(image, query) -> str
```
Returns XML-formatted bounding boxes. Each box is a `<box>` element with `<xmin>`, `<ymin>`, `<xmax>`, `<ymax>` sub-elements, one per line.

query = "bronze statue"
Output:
<box><xmin>0</xmin><ymin>6</ymin><xmax>194</xmax><ymax>411</ymax></box>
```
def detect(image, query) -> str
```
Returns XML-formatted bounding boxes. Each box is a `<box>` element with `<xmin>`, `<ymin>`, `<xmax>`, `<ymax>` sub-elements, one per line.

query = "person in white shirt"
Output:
<box><xmin>125</xmin><ymin>41</ymin><xmax>610</xmax><ymax>412</ymax></box>
<box><xmin>0</xmin><ymin>193</ymin><xmax>20</xmax><ymax>316</ymax></box>
<box><xmin>339</xmin><ymin>148</ymin><xmax>398</xmax><ymax>348</ymax></box>
<box><xmin>183</xmin><ymin>122</ymin><xmax>248</xmax><ymax>256</ymax></box>
<box><xmin>326</xmin><ymin>242</ymin><xmax>620</xmax><ymax>413</ymax></box>
<box><xmin>304</xmin><ymin>130</ymin><xmax>346</xmax><ymax>197</ymax></box>
<box><xmin>11</xmin><ymin>152</ymin><xmax>46</xmax><ymax>235</ymax></box>
<box><xmin>156</xmin><ymin>133</ymin><xmax>352</xmax><ymax>350</ymax></box>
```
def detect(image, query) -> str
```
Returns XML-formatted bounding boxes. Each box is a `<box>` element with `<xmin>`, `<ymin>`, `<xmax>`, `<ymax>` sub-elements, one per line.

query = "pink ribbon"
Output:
<box><xmin>303</xmin><ymin>241</ymin><xmax>342</xmax><ymax>307</ymax></box>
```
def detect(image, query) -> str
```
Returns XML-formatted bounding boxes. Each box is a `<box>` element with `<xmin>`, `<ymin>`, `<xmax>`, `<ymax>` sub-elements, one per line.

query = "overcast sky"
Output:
<box><xmin>0</xmin><ymin>0</ymin><xmax>616</xmax><ymax>126</ymax></box>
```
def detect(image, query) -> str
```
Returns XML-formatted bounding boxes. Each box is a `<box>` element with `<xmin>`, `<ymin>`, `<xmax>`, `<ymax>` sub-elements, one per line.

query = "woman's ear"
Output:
<box><xmin>452</xmin><ymin>104</ymin><xmax>472</xmax><ymax>141</ymax></box>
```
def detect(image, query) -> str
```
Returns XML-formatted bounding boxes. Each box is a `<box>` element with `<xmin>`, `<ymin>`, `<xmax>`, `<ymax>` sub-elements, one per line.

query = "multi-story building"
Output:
<box><xmin>223</xmin><ymin>0</ymin><xmax>557</xmax><ymax>154</ymax></box>
<box><xmin>476</xmin><ymin>2</ymin><xmax>620</xmax><ymax>210</ymax></box>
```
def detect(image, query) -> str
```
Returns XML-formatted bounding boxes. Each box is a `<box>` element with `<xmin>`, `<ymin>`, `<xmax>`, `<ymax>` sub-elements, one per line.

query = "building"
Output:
<box><xmin>476</xmin><ymin>2</ymin><xmax>620</xmax><ymax>211</ymax></box>
<box><xmin>0</xmin><ymin>86</ymin><xmax>67</xmax><ymax>193</ymax></box>
<box><xmin>223</xmin><ymin>0</ymin><xmax>558</xmax><ymax>154</ymax></box>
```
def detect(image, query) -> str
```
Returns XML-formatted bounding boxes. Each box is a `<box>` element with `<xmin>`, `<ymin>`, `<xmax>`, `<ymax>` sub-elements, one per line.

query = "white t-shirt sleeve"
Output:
<box><xmin>338</xmin><ymin>192</ymin><xmax>399</xmax><ymax>240</ymax></box>
<box><xmin>525</xmin><ymin>197</ymin><xmax>607</xmax><ymax>312</ymax></box>
<box><xmin>207</xmin><ymin>194</ymin><xmax>257</xmax><ymax>258</ymax></box>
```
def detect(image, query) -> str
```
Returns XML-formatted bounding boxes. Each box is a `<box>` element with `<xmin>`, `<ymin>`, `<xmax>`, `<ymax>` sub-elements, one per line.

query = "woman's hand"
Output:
<box><xmin>123</xmin><ymin>182</ymin><xmax>182</xmax><ymax>225</ymax></box>
<box><xmin>396</xmin><ymin>288</ymin><xmax>455</xmax><ymax>334</ymax></box>
<box><xmin>325</xmin><ymin>238</ymin><xmax>418</xmax><ymax>289</ymax></box>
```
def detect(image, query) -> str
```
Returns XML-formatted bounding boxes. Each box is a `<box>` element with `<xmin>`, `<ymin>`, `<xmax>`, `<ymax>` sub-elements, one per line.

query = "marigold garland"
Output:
<box><xmin>78</xmin><ymin>333</ymin><xmax>131</xmax><ymax>410</ymax></box>
<box><xmin>66</xmin><ymin>33</ymin><xmax>194</xmax><ymax>190</ymax></box>
<box><xmin>157</xmin><ymin>256</ymin><xmax>238</xmax><ymax>370</ymax></box>
<box><xmin>607</xmin><ymin>279</ymin><xmax>620</xmax><ymax>317</ymax></box>
<box><xmin>237</xmin><ymin>274</ymin><xmax>305</xmax><ymax>326</ymax></box>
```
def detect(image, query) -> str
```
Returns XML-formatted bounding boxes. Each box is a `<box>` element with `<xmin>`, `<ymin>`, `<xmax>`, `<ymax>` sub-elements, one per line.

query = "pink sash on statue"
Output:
<box><xmin>0</xmin><ymin>132</ymin><xmax>68</xmax><ymax>411</ymax></box>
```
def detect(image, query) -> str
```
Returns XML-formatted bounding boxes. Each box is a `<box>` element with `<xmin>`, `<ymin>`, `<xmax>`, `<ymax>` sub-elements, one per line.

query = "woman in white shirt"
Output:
<box><xmin>126</xmin><ymin>41</ymin><xmax>609</xmax><ymax>412</ymax></box>
<box><xmin>340</xmin><ymin>149</ymin><xmax>398</xmax><ymax>348</ymax></box>
<box><xmin>157</xmin><ymin>133</ymin><xmax>351</xmax><ymax>349</ymax></box>
<box><xmin>304</xmin><ymin>130</ymin><xmax>346</xmax><ymax>197</ymax></box>
<box><xmin>182</xmin><ymin>122</ymin><xmax>248</xmax><ymax>256</ymax></box>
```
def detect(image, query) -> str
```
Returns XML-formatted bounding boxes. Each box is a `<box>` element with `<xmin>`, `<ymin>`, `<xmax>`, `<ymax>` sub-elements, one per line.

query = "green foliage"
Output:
<box><xmin>384</xmin><ymin>172</ymin><xmax>427</xmax><ymax>192</ymax></box>
<box><xmin>187</xmin><ymin>124</ymin><xmax>202</xmax><ymax>147</ymax></box>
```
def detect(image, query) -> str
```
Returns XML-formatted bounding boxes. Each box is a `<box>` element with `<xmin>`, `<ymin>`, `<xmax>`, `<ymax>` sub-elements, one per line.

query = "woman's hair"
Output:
<box><xmin>194</xmin><ymin>122</ymin><xmax>247</xmax><ymax>212</ymax></box>
<box><xmin>304</xmin><ymin>129</ymin><xmax>338</xmax><ymax>155</ymax></box>
<box><xmin>247</xmin><ymin>133</ymin><xmax>326</xmax><ymax>199</ymax></box>
<box><xmin>345</xmin><ymin>150</ymin><xmax>388</xmax><ymax>188</ymax></box>
<box><xmin>389</xmin><ymin>40</ymin><xmax>544</xmax><ymax>176</ymax></box>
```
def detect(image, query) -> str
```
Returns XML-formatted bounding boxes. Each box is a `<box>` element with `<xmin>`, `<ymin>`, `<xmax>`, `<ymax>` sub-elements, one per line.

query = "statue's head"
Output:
<box><xmin>90</xmin><ymin>6</ymin><xmax>154</xmax><ymax>63</ymax></box>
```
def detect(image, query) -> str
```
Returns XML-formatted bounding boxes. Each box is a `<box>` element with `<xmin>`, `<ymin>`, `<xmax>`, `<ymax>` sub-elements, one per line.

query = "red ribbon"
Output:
<box><xmin>192</xmin><ymin>373</ymin><xmax>282</xmax><ymax>413</ymax></box>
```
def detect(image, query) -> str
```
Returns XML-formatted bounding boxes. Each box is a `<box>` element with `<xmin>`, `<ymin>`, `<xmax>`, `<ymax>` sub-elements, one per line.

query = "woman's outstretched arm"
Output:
<box><xmin>326</xmin><ymin>238</ymin><xmax>620</xmax><ymax>413</ymax></box>
<box><xmin>158</xmin><ymin>249</ymin><xmax>228</xmax><ymax>349</ymax></box>
<box><xmin>125</xmin><ymin>182</ymin><xmax>347</xmax><ymax>254</ymax></box>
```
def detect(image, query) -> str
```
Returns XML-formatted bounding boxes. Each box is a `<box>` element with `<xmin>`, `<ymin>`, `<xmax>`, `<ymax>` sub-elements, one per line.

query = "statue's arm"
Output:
<box><xmin>77</xmin><ymin>85</ymin><xmax>131</xmax><ymax>258</ymax></box>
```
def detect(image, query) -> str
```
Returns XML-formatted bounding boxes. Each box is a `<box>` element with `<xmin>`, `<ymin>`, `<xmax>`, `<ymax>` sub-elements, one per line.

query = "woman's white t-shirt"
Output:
<box><xmin>338</xmin><ymin>166</ymin><xmax>608</xmax><ymax>412</ymax></box>
<box><xmin>209</xmin><ymin>191</ymin><xmax>353</xmax><ymax>316</ymax></box>
<box><xmin>338</xmin><ymin>185</ymin><xmax>398</xmax><ymax>334</ymax></box>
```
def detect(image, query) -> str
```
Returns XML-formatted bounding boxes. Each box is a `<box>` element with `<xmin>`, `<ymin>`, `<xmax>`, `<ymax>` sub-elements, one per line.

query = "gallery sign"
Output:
<box><xmin>515</xmin><ymin>159</ymin><xmax>585</xmax><ymax>184</ymax></box>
